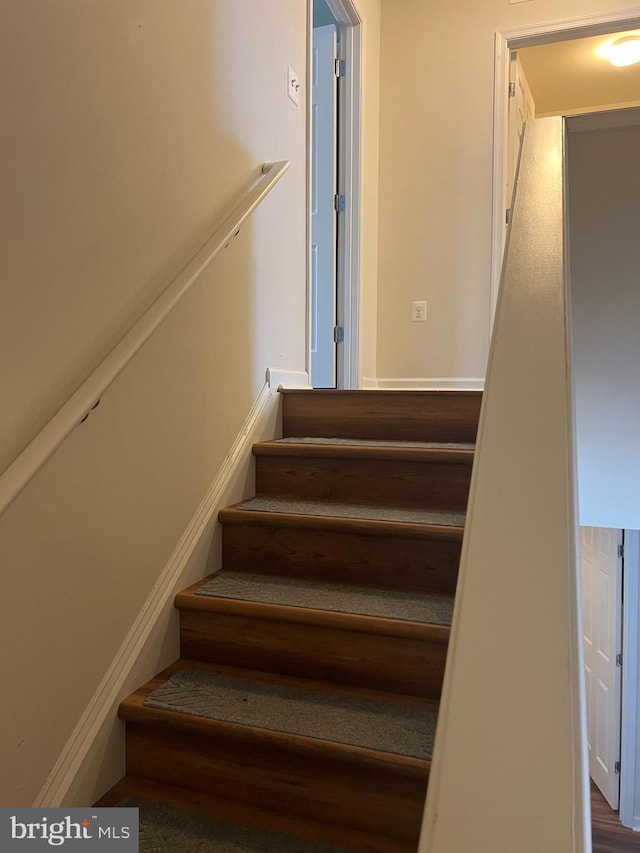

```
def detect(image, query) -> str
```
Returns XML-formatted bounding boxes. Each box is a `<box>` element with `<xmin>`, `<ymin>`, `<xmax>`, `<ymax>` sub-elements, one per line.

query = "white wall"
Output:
<box><xmin>0</xmin><ymin>0</ymin><xmax>307</xmax><ymax>806</ymax></box>
<box><xmin>376</xmin><ymin>0</ymin><xmax>635</xmax><ymax>388</ymax></box>
<box><xmin>569</xmin><ymin>118</ymin><xmax>640</xmax><ymax>529</ymax></box>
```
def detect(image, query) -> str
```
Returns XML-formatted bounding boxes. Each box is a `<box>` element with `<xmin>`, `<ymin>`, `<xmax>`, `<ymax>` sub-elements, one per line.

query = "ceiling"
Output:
<box><xmin>518</xmin><ymin>29</ymin><xmax>640</xmax><ymax>116</ymax></box>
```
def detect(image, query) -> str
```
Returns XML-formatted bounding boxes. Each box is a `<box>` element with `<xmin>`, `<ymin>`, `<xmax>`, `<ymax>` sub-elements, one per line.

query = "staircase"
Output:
<box><xmin>101</xmin><ymin>389</ymin><xmax>481</xmax><ymax>852</ymax></box>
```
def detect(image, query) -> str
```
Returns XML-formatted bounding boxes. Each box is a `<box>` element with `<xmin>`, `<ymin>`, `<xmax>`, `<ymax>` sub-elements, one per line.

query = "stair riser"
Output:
<box><xmin>126</xmin><ymin>723</ymin><xmax>428</xmax><ymax>843</ymax></box>
<box><xmin>255</xmin><ymin>455</ymin><xmax>472</xmax><ymax>510</ymax></box>
<box><xmin>98</xmin><ymin>778</ymin><xmax>418</xmax><ymax>853</ymax></box>
<box><xmin>282</xmin><ymin>390</ymin><xmax>481</xmax><ymax>442</ymax></box>
<box><xmin>222</xmin><ymin>520</ymin><xmax>461</xmax><ymax>595</ymax></box>
<box><xmin>180</xmin><ymin>610</ymin><xmax>448</xmax><ymax>698</ymax></box>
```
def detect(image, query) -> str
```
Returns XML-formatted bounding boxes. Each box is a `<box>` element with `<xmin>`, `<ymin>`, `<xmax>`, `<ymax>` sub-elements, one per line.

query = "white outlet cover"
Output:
<box><xmin>412</xmin><ymin>301</ymin><xmax>427</xmax><ymax>322</ymax></box>
<box><xmin>287</xmin><ymin>65</ymin><xmax>300</xmax><ymax>107</ymax></box>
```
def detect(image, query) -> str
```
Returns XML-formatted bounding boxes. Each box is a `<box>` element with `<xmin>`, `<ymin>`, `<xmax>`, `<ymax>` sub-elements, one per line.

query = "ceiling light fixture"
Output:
<box><xmin>604</xmin><ymin>35</ymin><xmax>640</xmax><ymax>67</ymax></box>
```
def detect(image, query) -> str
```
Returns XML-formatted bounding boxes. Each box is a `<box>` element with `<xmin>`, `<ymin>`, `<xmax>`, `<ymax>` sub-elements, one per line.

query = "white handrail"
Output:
<box><xmin>420</xmin><ymin>118</ymin><xmax>589</xmax><ymax>851</ymax></box>
<box><xmin>0</xmin><ymin>160</ymin><xmax>290</xmax><ymax>518</ymax></box>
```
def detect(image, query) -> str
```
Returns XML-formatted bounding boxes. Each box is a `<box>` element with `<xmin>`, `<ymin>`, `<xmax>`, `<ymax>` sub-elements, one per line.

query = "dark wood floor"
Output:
<box><xmin>592</xmin><ymin>784</ymin><xmax>640</xmax><ymax>851</ymax></box>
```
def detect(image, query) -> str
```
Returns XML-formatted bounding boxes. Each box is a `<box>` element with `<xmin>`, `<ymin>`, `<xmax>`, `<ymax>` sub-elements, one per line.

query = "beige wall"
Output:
<box><xmin>354</xmin><ymin>0</ymin><xmax>381</xmax><ymax>386</ymax></box>
<box><xmin>376</xmin><ymin>0</ymin><xmax>633</xmax><ymax>386</ymax></box>
<box><xmin>0</xmin><ymin>0</ymin><xmax>307</xmax><ymax>806</ymax></box>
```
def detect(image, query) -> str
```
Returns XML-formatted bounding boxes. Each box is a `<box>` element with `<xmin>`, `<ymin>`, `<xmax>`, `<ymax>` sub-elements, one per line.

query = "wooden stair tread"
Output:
<box><xmin>97</xmin><ymin>777</ymin><xmax>410</xmax><ymax>853</ymax></box>
<box><xmin>254</xmin><ymin>438</ymin><xmax>475</xmax><ymax>464</ymax></box>
<box><xmin>176</xmin><ymin>571</ymin><xmax>453</xmax><ymax>640</ymax></box>
<box><xmin>119</xmin><ymin>661</ymin><xmax>435</xmax><ymax>768</ymax></box>
<box><xmin>132</xmin><ymin>659</ymin><xmax>438</xmax><ymax>709</ymax></box>
<box><xmin>274</xmin><ymin>437</ymin><xmax>475</xmax><ymax>449</ymax></box>
<box><xmin>220</xmin><ymin>498</ymin><xmax>466</xmax><ymax>537</ymax></box>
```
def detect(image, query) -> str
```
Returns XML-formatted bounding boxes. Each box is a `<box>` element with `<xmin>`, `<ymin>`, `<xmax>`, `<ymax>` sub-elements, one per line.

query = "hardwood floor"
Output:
<box><xmin>592</xmin><ymin>784</ymin><xmax>640</xmax><ymax>851</ymax></box>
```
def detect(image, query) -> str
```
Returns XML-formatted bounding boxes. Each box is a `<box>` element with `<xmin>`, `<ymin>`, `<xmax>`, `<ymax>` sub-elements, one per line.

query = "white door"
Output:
<box><xmin>311</xmin><ymin>24</ymin><xmax>337</xmax><ymax>388</ymax></box>
<box><xmin>581</xmin><ymin>526</ymin><xmax>623</xmax><ymax>809</ymax></box>
<box><xmin>506</xmin><ymin>51</ymin><xmax>535</xmax><ymax>220</ymax></box>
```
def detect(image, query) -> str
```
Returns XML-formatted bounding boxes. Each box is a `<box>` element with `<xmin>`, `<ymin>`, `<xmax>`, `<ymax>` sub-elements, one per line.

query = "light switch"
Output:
<box><xmin>287</xmin><ymin>65</ymin><xmax>301</xmax><ymax>107</ymax></box>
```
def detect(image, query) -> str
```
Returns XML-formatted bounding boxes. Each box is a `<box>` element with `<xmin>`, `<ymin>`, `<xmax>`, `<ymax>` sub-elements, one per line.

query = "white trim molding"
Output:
<box><xmin>376</xmin><ymin>377</ymin><xmax>485</xmax><ymax>391</ymax></box>
<box><xmin>359</xmin><ymin>377</ymin><xmax>379</xmax><ymax>390</ymax></box>
<box><xmin>330</xmin><ymin>0</ymin><xmax>363</xmax><ymax>390</ymax></box>
<box><xmin>266</xmin><ymin>367</ymin><xmax>310</xmax><ymax>390</ymax></box>
<box><xmin>35</xmin><ymin>377</ymin><xmax>280</xmax><ymax>807</ymax></box>
<box><xmin>306</xmin><ymin>0</ymin><xmax>363</xmax><ymax>390</ymax></box>
<box><xmin>621</xmin><ymin>529</ymin><xmax>640</xmax><ymax>830</ymax></box>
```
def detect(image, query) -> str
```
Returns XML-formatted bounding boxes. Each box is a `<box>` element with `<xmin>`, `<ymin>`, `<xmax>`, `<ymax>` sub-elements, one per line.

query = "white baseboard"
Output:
<box><xmin>359</xmin><ymin>377</ymin><xmax>379</xmax><ymax>389</ymax></box>
<box><xmin>35</xmin><ymin>378</ymin><xmax>279</xmax><ymax>808</ymax></box>
<box><xmin>265</xmin><ymin>370</ymin><xmax>485</xmax><ymax>392</ymax></box>
<box><xmin>266</xmin><ymin>367</ymin><xmax>310</xmax><ymax>390</ymax></box>
<box><xmin>376</xmin><ymin>377</ymin><xmax>485</xmax><ymax>391</ymax></box>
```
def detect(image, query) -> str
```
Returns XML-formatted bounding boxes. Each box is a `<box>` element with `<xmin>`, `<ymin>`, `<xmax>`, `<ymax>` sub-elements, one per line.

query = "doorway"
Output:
<box><xmin>308</xmin><ymin>0</ymin><xmax>362</xmax><ymax>389</ymax></box>
<box><xmin>491</xmin><ymin>12</ymin><xmax>640</xmax><ymax>323</ymax></box>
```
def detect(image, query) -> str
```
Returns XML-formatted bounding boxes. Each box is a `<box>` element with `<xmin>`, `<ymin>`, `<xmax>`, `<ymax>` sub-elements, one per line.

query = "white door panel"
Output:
<box><xmin>581</xmin><ymin>526</ymin><xmax>622</xmax><ymax>809</ymax></box>
<box><xmin>311</xmin><ymin>24</ymin><xmax>337</xmax><ymax>388</ymax></box>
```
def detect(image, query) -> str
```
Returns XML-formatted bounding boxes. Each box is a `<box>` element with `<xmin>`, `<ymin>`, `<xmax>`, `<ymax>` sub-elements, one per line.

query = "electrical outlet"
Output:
<box><xmin>287</xmin><ymin>65</ymin><xmax>301</xmax><ymax>107</ymax></box>
<box><xmin>412</xmin><ymin>301</ymin><xmax>427</xmax><ymax>322</ymax></box>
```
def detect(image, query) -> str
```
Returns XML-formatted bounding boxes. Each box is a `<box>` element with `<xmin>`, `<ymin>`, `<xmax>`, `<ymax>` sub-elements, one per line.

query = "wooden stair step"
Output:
<box><xmin>256</xmin><ymin>437</ymin><xmax>476</xmax><ymax>460</ymax></box>
<box><xmin>220</xmin><ymin>501</ymin><xmax>464</xmax><ymax>595</ymax></box>
<box><xmin>122</xmin><ymin>662</ymin><xmax>436</xmax><ymax>760</ymax></box>
<box><xmin>223</xmin><ymin>497</ymin><xmax>467</xmax><ymax>528</ymax></box>
<box><xmin>281</xmin><ymin>389</ymin><xmax>482</xmax><ymax>443</ymax></box>
<box><xmin>254</xmin><ymin>439</ymin><xmax>473</xmax><ymax>510</ymax></box>
<box><xmin>97</xmin><ymin>777</ymin><xmax>413</xmax><ymax>853</ymax></box>
<box><xmin>181</xmin><ymin>571</ymin><xmax>454</xmax><ymax>630</ymax></box>
<box><xmin>119</xmin><ymin>661</ymin><xmax>431</xmax><ymax>844</ymax></box>
<box><xmin>176</xmin><ymin>573</ymin><xmax>451</xmax><ymax>697</ymax></box>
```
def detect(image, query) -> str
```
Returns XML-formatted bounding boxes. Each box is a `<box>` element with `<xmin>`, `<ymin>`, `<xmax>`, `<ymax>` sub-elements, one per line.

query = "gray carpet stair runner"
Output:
<box><xmin>120</xmin><ymin>797</ymin><xmax>350</xmax><ymax>853</ymax></box>
<box><xmin>196</xmin><ymin>571</ymin><xmax>454</xmax><ymax>625</ymax></box>
<box><xmin>237</xmin><ymin>496</ymin><xmax>466</xmax><ymax>527</ymax></box>
<box><xmin>143</xmin><ymin>668</ymin><xmax>436</xmax><ymax>760</ymax></box>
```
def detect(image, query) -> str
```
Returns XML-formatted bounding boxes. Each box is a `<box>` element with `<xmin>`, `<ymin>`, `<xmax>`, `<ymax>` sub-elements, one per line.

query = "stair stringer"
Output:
<box><xmin>36</xmin><ymin>373</ymin><xmax>293</xmax><ymax>809</ymax></box>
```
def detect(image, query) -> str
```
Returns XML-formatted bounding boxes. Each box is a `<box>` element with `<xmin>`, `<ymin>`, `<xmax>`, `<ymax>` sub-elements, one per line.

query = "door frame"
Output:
<box><xmin>621</xmin><ymin>530</ymin><xmax>640</xmax><ymax>829</ymax></box>
<box><xmin>581</xmin><ymin>526</ymin><xmax>624</xmax><ymax>810</ymax></box>
<box><xmin>490</xmin><ymin>8</ymin><xmax>640</xmax><ymax>326</ymax></box>
<box><xmin>307</xmin><ymin>0</ymin><xmax>362</xmax><ymax>388</ymax></box>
